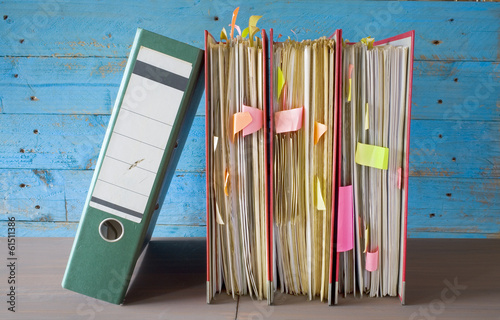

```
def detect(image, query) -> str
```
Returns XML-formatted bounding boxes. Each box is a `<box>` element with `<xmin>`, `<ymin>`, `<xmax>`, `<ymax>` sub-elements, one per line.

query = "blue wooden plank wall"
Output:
<box><xmin>0</xmin><ymin>0</ymin><xmax>498</xmax><ymax>238</ymax></box>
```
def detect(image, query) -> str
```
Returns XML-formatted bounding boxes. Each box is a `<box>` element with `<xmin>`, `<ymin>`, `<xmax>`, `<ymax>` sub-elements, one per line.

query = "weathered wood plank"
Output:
<box><xmin>0</xmin><ymin>57</ymin><xmax>206</xmax><ymax>115</ymax></box>
<box><xmin>0</xmin><ymin>169</ymin><xmax>206</xmax><ymax>225</ymax></box>
<box><xmin>1</xmin><ymin>114</ymin><xmax>497</xmax><ymax>178</ymax></box>
<box><xmin>0</xmin><ymin>58</ymin><xmax>498</xmax><ymax>120</ymax></box>
<box><xmin>412</xmin><ymin>61</ymin><xmax>500</xmax><ymax>121</ymax></box>
<box><xmin>408</xmin><ymin>176</ymin><xmax>499</xmax><ymax>238</ymax></box>
<box><xmin>0</xmin><ymin>1</ymin><xmax>498</xmax><ymax>61</ymax></box>
<box><xmin>0</xmin><ymin>114</ymin><xmax>206</xmax><ymax>172</ymax></box>
<box><xmin>0</xmin><ymin>221</ymin><xmax>206</xmax><ymax>237</ymax></box>
<box><xmin>1</xmin><ymin>170</ymin><xmax>498</xmax><ymax>237</ymax></box>
<box><xmin>409</xmin><ymin>120</ymin><xmax>499</xmax><ymax>178</ymax></box>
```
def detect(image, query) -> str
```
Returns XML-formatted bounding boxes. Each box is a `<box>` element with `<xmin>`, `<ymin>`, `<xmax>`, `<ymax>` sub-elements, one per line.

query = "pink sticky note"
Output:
<box><xmin>397</xmin><ymin>167</ymin><xmax>402</xmax><ymax>189</ymax></box>
<box><xmin>366</xmin><ymin>247</ymin><xmax>379</xmax><ymax>272</ymax></box>
<box><xmin>242</xmin><ymin>105</ymin><xmax>263</xmax><ymax>136</ymax></box>
<box><xmin>337</xmin><ymin>185</ymin><xmax>354</xmax><ymax>252</ymax></box>
<box><xmin>275</xmin><ymin>107</ymin><xmax>304</xmax><ymax>134</ymax></box>
<box><xmin>348</xmin><ymin>64</ymin><xmax>354</xmax><ymax>79</ymax></box>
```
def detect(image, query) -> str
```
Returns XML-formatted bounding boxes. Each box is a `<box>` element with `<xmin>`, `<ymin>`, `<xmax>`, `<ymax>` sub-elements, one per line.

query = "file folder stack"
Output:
<box><xmin>206</xmin><ymin>17</ymin><xmax>414</xmax><ymax>306</ymax></box>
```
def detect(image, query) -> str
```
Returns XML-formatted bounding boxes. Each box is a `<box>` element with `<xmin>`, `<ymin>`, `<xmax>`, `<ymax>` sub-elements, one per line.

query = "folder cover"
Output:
<box><xmin>334</xmin><ymin>30</ymin><xmax>414</xmax><ymax>305</ymax></box>
<box><xmin>205</xmin><ymin>29</ymin><xmax>270</xmax><ymax>304</ymax></box>
<box><xmin>62</xmin><ymin>28</ymin><xmax>204</xmax><ymax>304</ymax></box>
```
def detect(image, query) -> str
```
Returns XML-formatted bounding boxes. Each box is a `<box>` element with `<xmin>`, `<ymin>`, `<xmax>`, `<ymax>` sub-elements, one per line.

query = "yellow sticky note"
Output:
<box><xmin>220</xmin><ymin>27</ymin><xmax>228</xmax><ymax>42</ymax></box>
<box><xmin>316</xmin><ymin>177</ymin><xmax>326</xmax><ymax>211</ymax></box>
<box><xmin>277</xmin><ymin>67</ymin><xmax>285</xmax><ymax>99</ymax></box>
<box><xmin>355</xmin><ymin>142</ymin><xmax>389</xmax><ymax>170</ymax></box>
<box><xmin>365</xmin><ymin>103</ymin><xmax>369</xmax><ymax>131</ymax></box>
<box><xmin>348</xmin><ymin>79</ymin><xmax>352</xmax><ymax>102</ymax></box>
<box><xmin>361</xmin><ymin>36</ymin><xmax>375</xmax><ymax>50</ymax></box>
<box><xmin>248</xmin><ymin>15</ymin><xmax>262</xmax><ymax>46</ymax></box>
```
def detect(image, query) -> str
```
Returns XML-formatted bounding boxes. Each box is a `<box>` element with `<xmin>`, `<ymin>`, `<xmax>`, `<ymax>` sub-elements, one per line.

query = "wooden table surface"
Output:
<box><xmin>0</xmin><ymin>237</ymin><xmax>498</xmax><ymax>320</ymax></box>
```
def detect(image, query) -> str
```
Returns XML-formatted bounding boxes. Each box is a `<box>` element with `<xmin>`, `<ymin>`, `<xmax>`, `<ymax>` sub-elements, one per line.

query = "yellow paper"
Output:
<box><xmin>361</xmin><ymin>36</ymin><xmax>375</xmax><ymax>50</ymax></box>
<box><xmin>365</xmin><ymin>226</ymin><xmax>369</xmax><ymax>248</ymax></box>
<box><xmin>277</xmin><ymin>67</ymin><xmax>285</xmax><ymax>99</ymax></box>
<box><xmin>316</xmin><ymin>177</ymin><xmax>326</xmax><ymax>211</ymax></box>
<box><xmin>314</xmin><ymin>121</ymin><xmax>327</xmax><ymax>145</ymax></box>
<box><xmin>355</xmin><ymin>142</ymin><xmax>389</xmax><ymax>170</ymax></box>
<box><xmin>347</xmin><ymin>79</ymin><xmax>352</xmax><ymax>102</ymax></box>
<box><xmin>248</xmin><ymin>15</ymin><xmax>262</xmax><ymax>46</ymax></box>
<box><xmin>220</xmin><ymin>27</ymin><xmax>228</xmax><ymax>42</ymax></box>
<box><xmin>215</xmin><ymin>201</ymin><xmax>224</xmax><ymax>225</ymax></box>
<box><xmin>241</xmin><ymin>27</ymin><xmax>249</xmax><ymax>38</ymax></box>
<box><xmin>365</xmin><ymin>103</ymin><xmax>369</xmax><ymax>130</ymax></box>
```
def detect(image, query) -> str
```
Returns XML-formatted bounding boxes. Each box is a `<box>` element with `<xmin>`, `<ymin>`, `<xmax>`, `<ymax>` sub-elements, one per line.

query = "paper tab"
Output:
<box><xmin>213</xmin><ymin>136</ymin><xmax>218</xmax><ymax>151</ymax></box>
<box><xmin>275</xmin><ymin>107</ymin><xmax>304</xmax><ymax>133</ymax></box>
<box><xmin>248</xmin><ymin>15</ymin><xmax>262</xmax><ymax>45</ymax></box>
<box><xmin>220</xmin><ymin>27</ymin><xmax>228</xmax><ymax>42</ymax></box>
<box><xmin>230</xmin><ymin>7</ymin><xmax>240</xmax><ymax>39</ymax></box>
<box><xmin>361</xmin><ymin>36</ymin><xmax>375</xmax><ymax>50</ymax></box>
<box><xmin>337</xmin><ymin>185</ymin><xmax>354</xmax><ymax>252</ymax></box>
<box><xmin>215</xmin><ymin>201</ymin><xmax>224</xmax><ymax>225</ymax></box>
<box><xmin>366</xmin><ymin>248</ymin><xmax>379</xmax><ymax>272</ymax></box>
<box><xmin>355</xmin><ymin>142</ymin><xmax>389</xmax><ymax>170</ymax></box>
<box><xmin>397</xmin><ymin>167</ymin><xmax>402</xmax><ymax>189</ymax></box>
<box><xmin>277</xmin><ymin>67</ymin><xmax>285</xmax><ymax>99</ymax></box>
<box><xmin>232</xmin><ymin>112</ymin><xmax>253</xmax><ymax>137</ymax></box>
<box><xmin>224</xmin><ymin>168</ymin><xmax>230</xmax><ymax>196</ymax></box>
<box><xmin>314</xmin><ymin>122</ymin><xmax>327</xmax><ymax>145</ymax></box>
<box><xmin>242</xmin><ymin>105</ymin><xmax>263</xmax><ymax>136</ymax></box>
<box><xmin>365</xmin><ymin>103</ymin><xmax>369</xmax><ymax>130</ymax></box>
<box><xmin>316</xmin><ymin>177</ymin><xmax>326</xmax><ymax>211</ymax></box>
<box><xmin>348</xmin><ymin>64</ymin><xmax>353</xmax><ymax>102</ymax></box>
<box><xmin>228</xmin><ymin>24</ymin><xmax>241</xmax><ymax>36</ymax></box>
<box><xmin>364</xmin><ymin>226</ymin><xmax>369</xmax><ymax>253</ymax></box>
<box><xmin>348</xmin><ymin>79</ymin><xmax>352</xmax><ymax>102</ymax></box>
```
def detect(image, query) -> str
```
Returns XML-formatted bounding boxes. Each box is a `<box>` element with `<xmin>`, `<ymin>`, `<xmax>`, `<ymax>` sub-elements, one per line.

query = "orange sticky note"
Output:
<box><xmin>242</xmin><ymin>105</ymin><xmax>263</xmax><ymax>136</ymax></box>
<box><xmin>230</xmin><ymin>7</ymin><xmax>240</xmax><ymax>39</ymax></box>
<box><xmin>314</xmin><ymin>122</ymin><xmax>327</xmax><ymax>144</ymax></box>
<box><xmin>366</xmin><ymin>247</ymin><xmax>379</xmax><ymax>272</ymax></box>
<box><xmin>275</xmin><ymin>107</ymin><xmax>304</xmax><ymax>133</ymax></box>
<box><xmin>232</xmin><ymin>112</ymin><xmax>252</xmax><ymax>137</ymax></box>
<box><xmin>224</xmin><ymin>168</ymin><xmax>230</xmax><ymax>196</ymax></box>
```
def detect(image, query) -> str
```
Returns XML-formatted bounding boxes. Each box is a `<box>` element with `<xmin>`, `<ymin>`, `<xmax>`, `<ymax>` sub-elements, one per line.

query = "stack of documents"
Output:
<box><xmin>205</xmin><ymin>24</ymin><xmax>270</xmax><ymax>302</ymax></box>
<box><xmin>337</xmin><ymin>34</ymin><xmax>413</xmax><ymax>303</ymax></box>
<box><xmin>271</xmin><ymin>34</ymin><xmax>338</xmax><ymax>302</ymax></box>
<box><xmin>205</xmin><ymin>15</ymin><xmax>414</xmax><ymax>306</ymax></box>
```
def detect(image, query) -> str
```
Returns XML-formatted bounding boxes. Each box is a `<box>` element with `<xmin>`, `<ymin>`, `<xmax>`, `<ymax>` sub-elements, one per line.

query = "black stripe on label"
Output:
<box><xmin>91</xmin><ymin>196</ymin><xmax>143</xmax><ymax>220</ymax></box>
<box><xmin>132</xmin><ymin>60</ymin><xmax>189</xmax><ymax>92</ymax></box>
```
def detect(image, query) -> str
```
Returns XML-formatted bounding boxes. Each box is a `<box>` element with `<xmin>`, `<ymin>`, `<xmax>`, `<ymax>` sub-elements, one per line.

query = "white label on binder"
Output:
<box><xmin>90</xmin><ymin>46</ymin><xmax>193</xmax><ymax>223</ymax></box>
